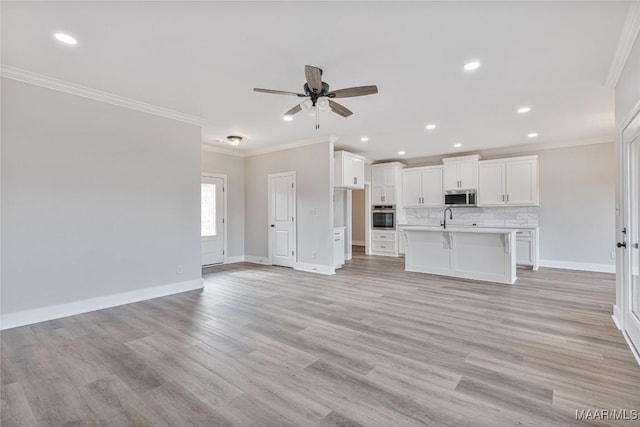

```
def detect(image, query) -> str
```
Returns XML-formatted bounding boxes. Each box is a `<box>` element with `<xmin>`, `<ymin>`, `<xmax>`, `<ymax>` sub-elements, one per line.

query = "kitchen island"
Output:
<box><xmin>403</xmin><ymin>226</ymin><xmax>518</xmax><ymax>284</ymax></box>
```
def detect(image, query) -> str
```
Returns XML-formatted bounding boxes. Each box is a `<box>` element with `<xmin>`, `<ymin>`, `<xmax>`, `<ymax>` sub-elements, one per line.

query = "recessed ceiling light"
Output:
<box><xmin>398</xmin><ymin>151</ymin><xmax>406</xmax><ymax>156</ymax></box>
<box><xmin>283</xmin><ymin>115</ymin><xmax>293</xmax><ymax>121</ymax></box>
<box><xmin>463</xmin><ymin>61</ymin><xmax>481</xmax><ymax>71</ymax></box>
<box><xmin>54</xmin><ymin>33</ymin><xmax>77</xmax><ymax>45</ymax></box>
<box><xmin>360</xmin><ymin>137</ymin><xmax>369</xmax><ymax>142</ymax></box>
<box><xmin>528</xmin><ymin>133</ymin><xmax>538</xmax><ymax>138</ymax></box>
<box><xmin>454</xmin><ymin>143</ymin><xmax>462</xmax><ymax>148</ymax></box>
<box><xmin>426</xmin><ymin>124</ymin><xmax>436</xmax><ymax>130</ymax></box>
<box><xmin>518</xmin><ymin>107</ymin><xmax>531</xmax><ymax>114</ymax></box>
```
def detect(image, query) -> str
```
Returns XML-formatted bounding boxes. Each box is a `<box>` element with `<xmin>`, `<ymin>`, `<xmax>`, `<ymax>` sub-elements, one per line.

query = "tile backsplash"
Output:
<box><xmin>404</xmin><ymin>206</ymin><xmax>539</xmax><ymax>228</ymax></box>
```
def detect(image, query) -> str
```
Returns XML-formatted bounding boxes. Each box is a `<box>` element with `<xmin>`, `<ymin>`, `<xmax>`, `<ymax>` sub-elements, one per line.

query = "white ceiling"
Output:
<box><xmin>1</xmin><ymin>1</ymin><xmax>629</xmax><ymax>161</ymax></box>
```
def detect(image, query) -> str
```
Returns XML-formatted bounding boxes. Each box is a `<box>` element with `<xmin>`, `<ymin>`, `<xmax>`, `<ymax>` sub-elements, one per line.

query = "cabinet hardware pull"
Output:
<box><xmin>354</xmin><ymin>177</ymin><xmax>357</xmax><ymax>184</ymax></box>
<box><xmin>502</xmin><ymin>194</ymin><xmax>505</xmax><ymax>202</ymax></box>
<box><xmin>506</xmin><ymin>194</ymin><xmax>509</xmax><ymax>202</ymax></box>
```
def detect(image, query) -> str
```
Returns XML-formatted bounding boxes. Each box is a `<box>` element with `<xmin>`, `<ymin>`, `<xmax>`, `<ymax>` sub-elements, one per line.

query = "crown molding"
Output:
<box><xmin>1</xmin><ymin>65</ymin><xmax>207</xmax><ymax>126</ymax></box>
<box><xmin>605</xmin><ymin>1</ymin><xmax>640</xmax><ymax>89</ymax></box>
<box><xmin>403</xmin><ymin>136</ymin><xmax>614</xmax><ymax>166</ymax></box>
<box><xmin>201</xmin><ymin>143</ymin><xmax>245</xmax><ymax>157</ymax></box>
<box><xmin>244</xmin><ymin>136</ymin><xmax>334</xmax><ymax>157</ymax></box>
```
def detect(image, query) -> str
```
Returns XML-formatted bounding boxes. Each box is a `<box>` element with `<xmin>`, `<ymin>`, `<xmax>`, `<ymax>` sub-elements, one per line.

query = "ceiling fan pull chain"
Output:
<box><xmin>316</xmin><ymin>107</ymin><xmax>320</xmax><ymax>129</ymax></box>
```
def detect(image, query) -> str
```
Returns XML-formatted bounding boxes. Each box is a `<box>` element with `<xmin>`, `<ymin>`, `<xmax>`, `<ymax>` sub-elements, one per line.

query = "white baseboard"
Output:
<box><xmin>538</xmin><ymin>259</ymin><xmax>615</xmax><ymax>273</ymax></box>
<box><xmin>294</xmin><ymin>262</ymin><xmax>336</xmax><ymax>275</ymax></box>
<box><xmin>612</xmin><ymin>304</ymin><xmax>623</xmax><ymax>330</ymax></box>
<box><xmin>0</xmin><ymin>278</ymin><xmax>204</xmax><ymax>330</ymax></box>
<box><xmin>224</xmin><ymin>256</ymin><xmax>245</xmax><ymax>264</ymax></box>
<box><xmin>352</xmin><ymin>240</ymin><xmax>366</xmax><ymax>246</ymax></box>
<box><xmin>244</xmin><ymin>255</ymin><xmax>271</xmax><ymax>265</ymax></box>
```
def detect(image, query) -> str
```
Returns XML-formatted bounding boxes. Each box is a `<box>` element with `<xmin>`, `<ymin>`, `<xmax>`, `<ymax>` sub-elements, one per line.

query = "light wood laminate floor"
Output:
<box><xmin>2</xmin><ymin>253</ymin><xmax>639</xmax><ymax>426</ymax></box>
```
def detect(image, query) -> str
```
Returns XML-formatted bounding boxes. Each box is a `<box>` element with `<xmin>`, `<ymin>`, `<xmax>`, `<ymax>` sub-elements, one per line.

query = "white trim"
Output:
<box><xmin>268</xmin><ymin>171</ymin><xmax>297</xmax><ymax>267</ymax></box>
<box><xmin>244</xmin><ymin>255</ymin><xmax>271</xmax><ymax>265</ymax></box>
<box><xmin>621</xmin><ymin>329</ymin><xmax>640</xmax><ymax>367</ymax></box>
<box><xmin>246</xmin><ymin>137</ymin><xmax>333</xmax><ymax>157</ymax></box>
<box><xmin>1</xmin><ymin>65</ymin><xmax>206</xmax><ymax>126</ymax></box>
<box><xmin>224</xmin><ymin>256</ymin><xmax>245</xmax><ymax>264</ymax></box>
<box><xmin>201</xmin><ymin>143</ymin><xmax>245</xmax><ymax>157</ymax></box>
<box><xmin>613</xmin><ymin>304</ymin><xmax>624</xmax><ymax>330</ymax></box>
<box><xmin>294</xmin><ymin>262</ymin><xmax>336</xmax><ymax>275</ymax></box>
<box><xmin>538</xmin><ymin>259</ymin><xmax>616</xmax><ymax>273</ymax></box>
<box><xmin>0</xmin><ymin>279</ymin><xmax>203</xmax><ymax>330</ymax></box>
<box><xmin>605</xmin><ymin>2</ymin><xmax>640</xmax><ymax>89</ymax></box>
<box><xmin>202</xmin><ymin>173</ymin><xmax>228</xmax><ymax>265</ymax></box>
<box><xmin>353</xmin><ymin>240</ymin><xmax>366</xmax><ymax>246</ymax></box>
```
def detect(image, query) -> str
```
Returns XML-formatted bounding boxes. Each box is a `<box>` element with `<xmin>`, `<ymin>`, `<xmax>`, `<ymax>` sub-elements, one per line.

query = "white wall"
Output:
<box><xmin>352</xmin><ymin>189</ymin><xmax>366</xmax><ymax>244</ymax></box>
<box><xmin>201</xmin><ymin>149</ymin><xmax>245</xmax><ymax>259</ymax></box>
<box><xmin>1</xmin><ymin>79</ymin><xmax>202</xmax><ymax>326</ymax></box>
<box><xmin>244</xmin><ymin>142</ymin><xmax>334</xmax><ymax>269</ymax></box>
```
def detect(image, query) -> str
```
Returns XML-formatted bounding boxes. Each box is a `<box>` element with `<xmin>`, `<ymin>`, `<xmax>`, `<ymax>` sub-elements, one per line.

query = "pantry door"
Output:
<box><xmin>625</xmin><ymin>129</ymin><xmax>640</xmax><ymax>352</ymax></box>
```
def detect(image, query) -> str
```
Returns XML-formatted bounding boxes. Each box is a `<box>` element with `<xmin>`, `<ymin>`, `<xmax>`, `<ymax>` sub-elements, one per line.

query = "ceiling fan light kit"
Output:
<box><xmin>254</xmin><ymin>65</ymin><xmax>378</xmax><ymax>129</ymax></box>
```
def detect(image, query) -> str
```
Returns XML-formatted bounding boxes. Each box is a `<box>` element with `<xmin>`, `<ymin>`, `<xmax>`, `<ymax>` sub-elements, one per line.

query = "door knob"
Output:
<box><xmin>632</xmin><ymin>243</ymin><xmax>639</xmax><ymax>249</ymax></box>
<box><xmin>270</xmin><ymin>224</ymin><xmax>275</xmax><ymax>228</ymax></box>
<box><xmin>617</xmin><ymin>242</ymin><xmax>627</xmax><ymax>248</ymax></box>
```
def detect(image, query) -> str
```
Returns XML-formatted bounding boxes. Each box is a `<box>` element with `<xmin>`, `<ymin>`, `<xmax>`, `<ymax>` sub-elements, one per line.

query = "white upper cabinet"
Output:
<box><xmin>334</xmin><ymin>151</ymin><xmax>365</xmax><ymax>189</ymax></box>
<box><xmin>402</xmin><ymin>166</ymin><xmax>443</xmax><ymax>207</ymax></box>
<box><xmin>478</xmin><ymin>155</ymin><xmax>538</xmax><ymax>206</ymax></box>
<box><xmin>478</xmin><ymin>162</ymin><xmax>506</xmax><ymax>205</ymax></box>
<box><xmin>371</xmin><ymin>162</ymin><xmax>404</xmax><ymax>204</ymax></box>
<box><xmin>442</xmin><ymin>155</ymin><xmax>479</xmax><ymax>190</ymax></box>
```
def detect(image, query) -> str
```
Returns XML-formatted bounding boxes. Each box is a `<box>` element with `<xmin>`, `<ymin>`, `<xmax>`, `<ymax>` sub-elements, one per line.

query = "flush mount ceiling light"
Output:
<box><xmin>398</xmin><ymin>151</ymin><xmax>406</xmax><ymax>156</ymax></box>
<box><xmin>454</xmin><ymin>143</ymin><xmax>462</xmax><ymax>148</ymax></box>
<box><xmin>426</xmin><ymin>124</ymin><xmax>436</xmax><ymax>130</ymax></box>
<box><xmin>215</xmin><ymin>135</ymin><xmax>245</xmax><ymax>146</ymax></box>
<box><xmin>463</xmin><ymin>61</ymin><xmax>481</xmax><ymax>71</ymax></box>
<box><xmin>54</xmin><ymin>33</ymin><xmax>77</xmax><ymax>45</ymax></box>
<box><xmin>360</xmin><ymin>137</ymin><xmax>369</xmax><ymax>142</ymax></box>
<box><xmin>283</xmin><ymin>115</ymin><xmax>293</xmax><ymax>121</ymax></box>
<box><xmin>528</xmin><ymin>133</ymin><xmax>539</xmax><ymax>138</ymax></box>
<box><xmin>518</xmin><ymin>106</ymin><xmax>531</xmax><ymax>114</ymax></box>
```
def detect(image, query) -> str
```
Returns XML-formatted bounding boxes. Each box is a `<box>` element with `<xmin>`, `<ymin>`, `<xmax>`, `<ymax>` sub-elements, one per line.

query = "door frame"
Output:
<box><xmin>617</xmin><ymin>97</ymin><xmax>640</xmax><ymax>365</ymax></box>
<box><xmin>267</xmin><ymin>171</ymin><xmax>297</xmax><ymax>266</ymax></box>
<box><xmin>202</xmin><ymin>173</ymin><xmax>227</xmax><ymax>264</ymax></box>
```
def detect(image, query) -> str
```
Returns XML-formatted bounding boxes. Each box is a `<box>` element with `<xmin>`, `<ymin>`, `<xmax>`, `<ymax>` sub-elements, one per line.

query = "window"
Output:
<box><xmin>201</xmin><ymin>183</ymin><xmax>216</xmax><ymax>236</ymax></box>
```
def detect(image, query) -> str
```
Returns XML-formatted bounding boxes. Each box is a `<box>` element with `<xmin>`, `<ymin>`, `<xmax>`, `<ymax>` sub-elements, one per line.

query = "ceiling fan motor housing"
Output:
<box><xmin>304</xmin><ymin>82</ymin><xmax>331</xmax><ymax>103</ymax></box>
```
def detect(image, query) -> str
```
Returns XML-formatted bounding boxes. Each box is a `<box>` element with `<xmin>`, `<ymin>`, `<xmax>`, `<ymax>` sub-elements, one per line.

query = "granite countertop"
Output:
<box><xmin>398</xmin><ymin>223</ymin><xmax>538</xmax><ymax>230</ymax></box>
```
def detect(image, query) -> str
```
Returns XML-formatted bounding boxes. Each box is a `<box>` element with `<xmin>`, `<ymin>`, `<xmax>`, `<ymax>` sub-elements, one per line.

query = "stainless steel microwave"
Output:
<box><xmin>444</xmin><ymin>190</ymin><xmax>477</xmax><ymax>206</ymax></box>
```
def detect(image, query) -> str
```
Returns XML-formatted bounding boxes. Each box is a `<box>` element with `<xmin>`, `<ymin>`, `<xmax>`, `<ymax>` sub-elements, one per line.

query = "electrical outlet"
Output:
<box><xmin>177</xmin><ymin>264</ymin><xmax>183</xmax><ymax>274</ymax></box>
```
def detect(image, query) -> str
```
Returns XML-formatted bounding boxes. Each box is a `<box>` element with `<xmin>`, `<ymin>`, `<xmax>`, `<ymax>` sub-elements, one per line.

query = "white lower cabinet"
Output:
<box><xmin>334</xmin><ymin>228</ymin><xmax>345</xmax><ymax>268</ymax></box>
<box><xmin>515</xmin><ymin>229</ymin><xmax>539</xmax><ymax>270</ymax></box>
<box><xmin>372</xmin><ymin>230</ymin><xmax>397</xmax><ymax>256</ymax></box>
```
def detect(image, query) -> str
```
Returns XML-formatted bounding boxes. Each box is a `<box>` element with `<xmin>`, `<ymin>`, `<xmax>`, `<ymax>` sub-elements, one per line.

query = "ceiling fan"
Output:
<box><xmin>254</xmin><ymin>65</ymin><xmax>378</xmax><ymax>129</ymax></box>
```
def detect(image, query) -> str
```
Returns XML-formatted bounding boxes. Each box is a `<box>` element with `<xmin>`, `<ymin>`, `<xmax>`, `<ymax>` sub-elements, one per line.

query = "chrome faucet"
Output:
<box><xmin>441</xmin><ymin>207</ymin><xmax>453</xmax><ymax>229</ymax></box>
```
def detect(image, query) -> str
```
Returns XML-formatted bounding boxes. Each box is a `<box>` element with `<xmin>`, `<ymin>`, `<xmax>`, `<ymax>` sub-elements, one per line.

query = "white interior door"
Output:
<box><xmin>625</xmin><ymin>133</ymin><xmax>640</xmax><ymax>351</ymax></box>
<box><xmin>201</xmin><ymin>176</ymin><xmax>224</xmax><ymax>266</ymax></box>
<box><xmin>269</xmin><ymin>173</ymin><xmax>295</xmax><ymax>267</ymax></box>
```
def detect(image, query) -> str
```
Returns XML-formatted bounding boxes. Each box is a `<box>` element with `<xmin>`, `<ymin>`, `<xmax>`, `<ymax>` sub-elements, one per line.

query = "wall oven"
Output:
<box><xmin>444</xmin><ymin>190</ymin><xmax>477</xmax><ymax>206</ymax></box>
<box><xmin>372</xmin><ymin>205</ymin><xmax>396</xmax><ymax>230</ymax></box>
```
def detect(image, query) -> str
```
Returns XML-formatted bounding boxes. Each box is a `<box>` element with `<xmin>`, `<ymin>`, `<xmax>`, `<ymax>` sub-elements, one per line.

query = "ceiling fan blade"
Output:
<box><xmin>329</xmin><ymin>85</ymin><xmax>378</xmax><ymax>98</ymax></box>
<box><xmin>329</xmin><ymin>100</ymin><xmax>353</xmax><ymax>117</ymax></box>
<box><xmin>254</xmin><ymin>88</ymin><xmax>305</xmax><ymax>97</ymax></box>
<box><xmin>284</xmin><ymin>104</ymin><xmax>302</xmax><ymax>116</ymax></box>
<box><xmin>305</xmin><ymin>65</ymin><xmax>323</xmax><ymax>93</ymax></box>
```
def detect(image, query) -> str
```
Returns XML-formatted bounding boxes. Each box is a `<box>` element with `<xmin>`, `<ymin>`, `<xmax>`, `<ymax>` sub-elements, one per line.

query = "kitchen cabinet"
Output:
<box><xmin>371</xmin><ymin>162</ymin><xmax>404</xmax><ymax>204</ymax></box>
<box><xmin>333</xmin><ymin>227</ymin><xmax>345</xmax><ymax>268</ymax></box>
<box><xmin>442</xmin><ymin>155</ymin><xmax>480</xmax><ymax>190</ymax></box>
<box><xmin>516</xmin><ymin>228</ymin><xmax>539</xmax><ymax>269</ymax></box>
<box><xmin>372</xmin><ymin>230</ymin><xmax>397</xmax><ymax>255</ymax></box>
<box><xmin>334</xmin><ymin>151</ymin><xmax>365</xmax><ymax>189</ymax></box>
<box><xmin>478</xmin><ymin>156</ymin><xmax>538</xmax><ymax>206</ymax></box>
<box><xmin>402</xmin><ymin>166</ymin><xmax>443</xmax><ymax>207</ymax></box>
